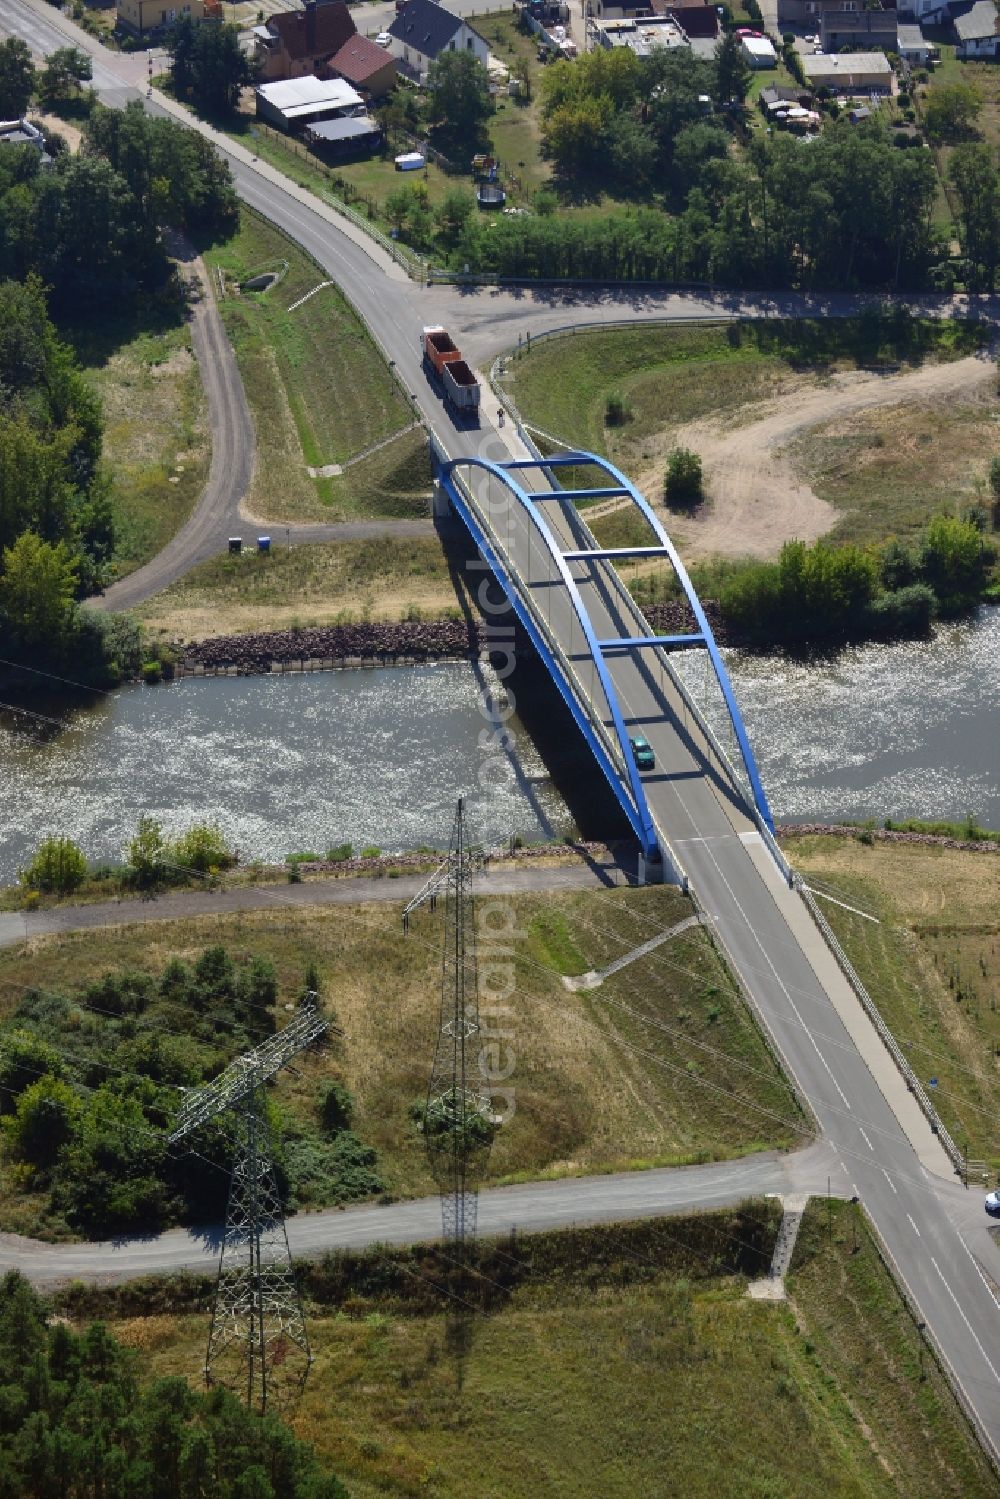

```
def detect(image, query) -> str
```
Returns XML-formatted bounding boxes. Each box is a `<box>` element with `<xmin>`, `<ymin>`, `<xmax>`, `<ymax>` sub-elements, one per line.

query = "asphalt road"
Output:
<box><xmin>6</xmin><ymin>0</ymin><xmax>1000</xmax><ymax>1460</ymax></box>
<box><xmin>0</xmin><ymin>1144</ymin><xmax>835</xmax><ymax>1287</ymax></box>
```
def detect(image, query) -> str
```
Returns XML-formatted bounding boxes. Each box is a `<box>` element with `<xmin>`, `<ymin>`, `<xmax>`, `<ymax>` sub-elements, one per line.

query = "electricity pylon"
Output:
<box><xmin>167</xmin><ymin>997</ymin><xmax>328</xmax><ymax>1415</ymax></box>
<box><xmin>405</xmin><ymin>799</ymin><xmax>494</xmax><ymax>1254</ymax></box>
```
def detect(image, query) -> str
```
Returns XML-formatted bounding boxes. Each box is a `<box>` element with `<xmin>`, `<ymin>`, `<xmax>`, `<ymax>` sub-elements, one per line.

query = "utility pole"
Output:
<box><xmin>404</xmin><ymin>799</ymin><xmax>495</xmax><ymax>1272</ymax></box>
<box><xmin>168</xmin><ymin>997</ymin><xmax>328</xmax><ymax>1415</ymax></box>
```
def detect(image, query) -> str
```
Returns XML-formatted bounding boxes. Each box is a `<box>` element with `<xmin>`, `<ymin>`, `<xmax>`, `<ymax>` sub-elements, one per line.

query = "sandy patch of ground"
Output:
<box><xmin>636</xmin><ymin>354</ymin><xmax>995</xmax><ymax>560</ymax></box>
<box><xmin>34</xmin><ymin>113</ymin><xmax>83</xmax><ymax>153</ymax></box>
<box><xmin>137</xmin><ymin>582</ymin><xmax>461</xmax><ymax>642</ymax></box>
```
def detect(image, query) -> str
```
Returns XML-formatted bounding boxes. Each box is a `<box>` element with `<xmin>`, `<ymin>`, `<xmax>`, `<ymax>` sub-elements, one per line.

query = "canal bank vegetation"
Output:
<box><xmin>203</xmin><ymin>211</ymin><xmax>423</xmax><ymax>526</ymax></box>
<box><xmin>0</xmin><ymin>888</ymin><xmax>804</xmax><ymax>1240</ymax></box>
<box><xmin>135</xmin><ymin>534</ymin><xmax>459</xmax><ymax>642</ymax></box>
<box><xmin>781</xmin><ymin>832</ymin><xmax>1000</xmax><ymax>1167</ymax></box>
<box><xmin>73</xmin><ymin>1201</ymin><xmax>995</xmax><ymax>1499</ymax></box>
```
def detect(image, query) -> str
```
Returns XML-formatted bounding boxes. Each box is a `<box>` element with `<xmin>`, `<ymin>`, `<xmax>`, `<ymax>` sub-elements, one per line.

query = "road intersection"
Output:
<box><xmin>4</xmin><ymin>0</ymin><xmax>1000</xmax><ymax>1463</ymax></box>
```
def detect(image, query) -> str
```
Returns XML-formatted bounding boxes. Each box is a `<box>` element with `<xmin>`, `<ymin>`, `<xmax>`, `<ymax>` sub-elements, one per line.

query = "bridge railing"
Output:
<box><xmin>444</xmin><ymin>460</ymin><xmax>629</xmax><ymax>789</ymax></box>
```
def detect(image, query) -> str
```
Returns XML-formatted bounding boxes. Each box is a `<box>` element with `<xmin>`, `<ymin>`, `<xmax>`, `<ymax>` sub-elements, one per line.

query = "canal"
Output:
<box><xmin>1</xmin><ymin>609</ymin><xmax>996</xmax><ymax>883</ymax></box>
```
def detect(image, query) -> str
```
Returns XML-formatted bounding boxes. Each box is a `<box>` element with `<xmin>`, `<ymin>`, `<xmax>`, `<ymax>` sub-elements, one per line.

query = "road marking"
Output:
<box><xmin>931</xmin><ymin>1256</ymin><xmax>1000</xmax><ymax>1384</ymax></box>
<box><xmin>882</xmin><ymin>1169</ymin><xmax>898</xmax><ymax>1194</ymax></box>
<box><xmin>907</xmin><ymin>1213</ymin><xmax>921</xmax><ymax>1238</ymax></box>
<box><xmin>859</xmin><ymin>1127</ymin><xmax>874</xmax><ymax>1151</ymax></box>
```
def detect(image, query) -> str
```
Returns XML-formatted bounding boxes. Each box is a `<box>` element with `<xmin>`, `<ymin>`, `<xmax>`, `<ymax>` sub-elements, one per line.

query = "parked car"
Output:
<box><xmin>375</xmin><ymin>31</ymin><xmax>392</xmax><ymax>46</ymax></box>
<box><xmin>985</xmin><ymin>1191</ymin><xmax>1000</xmax><ymax>1217</ymax></box>
<box><xmin>629</xmin><ymin>735</ymin><xmax>655</xmax><ymax>771</ymax></box>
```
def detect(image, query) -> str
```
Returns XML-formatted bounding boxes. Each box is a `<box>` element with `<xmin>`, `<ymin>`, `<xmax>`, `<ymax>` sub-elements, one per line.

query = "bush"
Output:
<box><xmin>863</xmin><ymin>583</ymin><xmax>935</xmax><ymax>637</ymax></box>
<box><xmin>320</xmin><ymin>1081</ymin><xmax>354</xmax><ymax>1136</ymax></box>
<box><xmin>326</xmin><ymin>842</ymin><xmax>353</xmax><ymax>862</ymax></box>
<box><xmin>664</xmin><ymin>446</ymin><xmax>704</xmax><ymax>508</ymax></box>
<box><xmin>171</xmin><ymin>822</ymin><xmax>235</xmax><ymax>874</ymax></box>
<box><xmin>604</xmin><ymin>390</ymin><xmax>632</xmax><ymax>427</ymax></box>
<box><xmin>140</xmin><ymin>660</ymin><xmax>162</xmax><ymax>685</ymax></box>
<box><xmin>20</xmin><ymin>836</ymin><xmax>88</xmax><ymax>895</ymax></box>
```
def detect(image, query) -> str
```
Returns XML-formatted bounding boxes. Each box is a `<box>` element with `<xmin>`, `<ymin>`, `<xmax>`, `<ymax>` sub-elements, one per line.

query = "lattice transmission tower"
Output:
<box><xmin>167</xmin><ymin>996</ymin><xmax>329</xmax><ymax>1415</ymax></box>
<box><xmin>403</xmin><ymin>798</ymin><xmax>495</xmax><ymax>1255</ymax></box>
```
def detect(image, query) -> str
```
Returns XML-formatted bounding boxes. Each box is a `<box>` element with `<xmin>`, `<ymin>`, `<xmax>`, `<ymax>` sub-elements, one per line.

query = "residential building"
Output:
<box><xmin>819</xmin><ymin>8</ymin><xmax>897</xmax><ymax>50</ymax></box>
<box><xmin>953</xmin><ymin>0</ymin><xmax>1000</xmax><ymax>56</ymax></box>
<box><xmin>802</xmin><ymin>49</ymin><xmax>893</xmax><ymax>89</ymax></box>
<box><xmin>256</xmin><ymin>0</ymin><xmax>356</xmax><ymax>82</ymax></box>
<box><xmin>778</xmin><ymin>0</ymin><xmax>898</xmax><ymax>31</ymax></box>
<box><xmin>256</xmin><ymin>74</ymin><xmax>365</xmax><ymax>131</ymax></box>
<box><xmin>329</xmin><ymin>36</ymin><xmax>397</xmax><ymax>97</ymax></box>
<box><xmin>388</xmin><ymin>0</ymin><xmax>489</xmax><ymax>80</ymax></box>
<box><xmin>116</xmin><ymin>0</ymin><xmax>202</xmax><ymax>36</ymax></box>
<box><xmin>593</xmin><ymin>15</ymin><xmax>689</xmax><ymax>51</ymax></box>
<box><xmin>0</xmin><ymin>118</ymin><xmax>48</xmax><ymax>158</ymax></box>
<box><xmin>896</xmin><ymin>21</ymin><xmax>933</xmax><ymax>60</ymax></box>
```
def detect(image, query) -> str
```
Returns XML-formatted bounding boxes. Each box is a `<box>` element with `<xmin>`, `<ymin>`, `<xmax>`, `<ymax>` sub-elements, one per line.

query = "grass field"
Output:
<box><xmin>68</xmin><ymin>310</ymin><xmax>209</xmax><ymax>579</ymax></box>
<box><xmin>511</xmin><ymin>318</ymin><xmax>991</xmax><ymax>552</ymax></box>
<box><xmin>97</xmin><ymin>1199</ymin><xmax>996</xmax><ymax>1498</ymax></box>
<box><xmin>203</xmin><ymin>212</ymin><xmax>416</xmax><ymax>525</ymax></box>
<box><xmin>783</xmin><ymin>833</ymin><xmax>1000</xmax><ymax>1166</ymax></box>
<box><xmin>135</xmin><ymin>532</ymin><xmax>460</xmax><ymax>640</ymax></box>
<box><xmin>0</xmin><ymin>887</ymin><xmax>803</xmax><ymax>1223</ymax></box>
<box><xmin>790</xmin><ymin>382</ymin><xmax>1000</xmax><ymax>546</ymax></box>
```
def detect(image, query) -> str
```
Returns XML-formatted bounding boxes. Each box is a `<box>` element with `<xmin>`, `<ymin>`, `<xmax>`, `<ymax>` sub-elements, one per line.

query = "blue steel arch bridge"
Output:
<box><xmin>434</xmin><ymin>444</ymin><xmax>775</xmax><ymax>882</ymax></box>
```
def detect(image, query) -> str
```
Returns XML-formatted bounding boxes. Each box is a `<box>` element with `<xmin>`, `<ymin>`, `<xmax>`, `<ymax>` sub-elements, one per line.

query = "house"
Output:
<box><xmin>819</xmin><ymin>8</ymin><xmax>897</xmax><ymax>50</ymax></box>
<box><xmin>589</xmin><ymin>0</ymin><xmax>655</xmax><ymax>16</ymax></box>
<box><xmin>953</xmin><ymin>0</ymin><xmax>1000</xmax><ymax>57</ymax></box>
<box><xmin>388</xmin><ymin>0</ymin><xmax>489</xmax><ymax>82</ymax></box>
<box><xmin>255</xmin><ymin>74</ymin><xmax>365</xmax><ymax>132</ymax></box>
<box><xmin>653</xmin><ymin>0</ymin><xmax>721</xmax><ymax>35</ymax></box>
<box><xmin>256</xmin><ymin>0</ymin><xmax>356</xmax><ymax>81</ymax></box>
<box><xmin>778</xmin><ymin>0</ymin><xmax>898</xmax><ymax>31</ymax></box>
<box><xmin>593</xmin><ymin>15</ymin><xmax>690</xmax><ymax>51</ymax></box>
<box><xmin>116</xmin><ymin>0</ymin><xmax>203</xmax><ymax>36</ymax></box>
<box><xmin>305</xmin><ymin>115</ymin><xmax>383</xmax><ymax>155</ymax></box>
<box><xmin>742</xmin><ymin>34</ymin><xmax>778</xmax><ymax>66</ymax></box>
<box><xmin>896</xmin><ymin>21</ymin><xmax>933</xmax><ymax>61</ymax></box>
<box><xmin>329</xmin><ymin>36</ymin><xmax>397</xmax><ymax>97</ymax></box>
<box><xmin>802</xmin><ymin>49</ymin><xmax>893</xmax><ymax>89</ymax></box>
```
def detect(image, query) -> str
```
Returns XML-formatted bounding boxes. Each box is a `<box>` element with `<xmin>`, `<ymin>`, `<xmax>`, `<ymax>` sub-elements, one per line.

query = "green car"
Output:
<box><xmin>629</xmin><ymin>735</ymin><xmax>655</xmax><ymax>771</ymax></box>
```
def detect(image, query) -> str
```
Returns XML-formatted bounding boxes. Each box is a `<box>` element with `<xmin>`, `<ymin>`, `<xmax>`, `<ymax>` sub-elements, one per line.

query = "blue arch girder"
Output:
<box><xmin>437</xmin><ymin>448</ymin><xmax>774</xmax><ymax>858</ymax></box>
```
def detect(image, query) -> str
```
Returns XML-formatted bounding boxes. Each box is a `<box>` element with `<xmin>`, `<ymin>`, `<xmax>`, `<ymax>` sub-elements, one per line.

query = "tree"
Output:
<box><xmin>39</xmin><ymin>47</ymin><xmax>92</xmax><ymax>107</ymax></box>
<box><xmin>542</xmin><ymin>96</ymin><xmax>610</xmax><ymax>180</ymax></box>
<box><xmin>171</xmin><ymin>822</ymin><xmax>236</xmax><ymax>874</ymax></box>
<box><xmin>664</xmin><ymin>446</ymin><xmax>704</xmax><ymax>507</ymax></box>
<box><xmin>19</xmin><ymin>835</ymin><xmax>88</xmax><ymax>895</ymax></box>
<box><xmin>434</xmin><ymin>186</ymin><xmax>475</xmax><ymax>250</ymax></box>
<box><xmin>127</xmin><ymin>814</ymin><xmax>167</xmax><ymax>887</ymax></box>
<box><xmin>0</xmin><ymin>532</ymin><xmax>78</xmax><ymax>654</ymax></box>
<box><xmin>3</xmin><ymin>1075</ymin><xmax>81</xmax><ymax>1169</ymax></box>
<box><xmin>950</xmin><ymin>142</ymin><xmax>1000</xmax><ymax>290</ymax></box>
<box><xmin>715</xmin><ymin>30</ymin><xmax>752</xmax><ymax>105</ymax></box>
<box><xmin>919</xmin><ymin>513</ymin><xmax>992</xmax><ymax>611</ymax></box>
<box><xmin>924</xmin><ymin>80</ymin><xmax>983</xmax><ymax>143</ymax></box>
<box><xmin>0</xmin><ymin>38</ymin><xmax>35</xmax><ymax>119</ymax></box>
<box><xmin>168</xmin><ymin>20</ymin><xmax>255</xmax><ymax>114</ymax></box>
<box><xmin>426</xmin><ymin>50</ymin><xmax>492</xmax><ymax>152</ymax></box>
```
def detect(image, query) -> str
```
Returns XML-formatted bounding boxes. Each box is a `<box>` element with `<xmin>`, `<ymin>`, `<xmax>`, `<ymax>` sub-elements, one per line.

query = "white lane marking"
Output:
<box><xmin>907</xmin><ymin>1213</ymin><xmax>921</xmax><ymax>1238</ymax></box>
<box><xmin>859</xmin><ymin>1127</ymin><xmax>874</xmax><ymax>1151</ymax></box>
<box><xmin>931</xmin><ymin>1256</ymin><xmax>1000</xmax><ymax>1385</ymax></box>
<box><xmin>882</xmin><ymin>1169</ymin><xmax>898</xmax><ymax>1194</ymax></box>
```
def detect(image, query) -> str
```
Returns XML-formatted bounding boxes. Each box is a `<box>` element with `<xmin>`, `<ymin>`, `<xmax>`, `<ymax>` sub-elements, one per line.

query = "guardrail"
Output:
<box><xmin>795</xmin><ymin>878</ymin><xmax>964</xmax><ymax>1176</ymax></box>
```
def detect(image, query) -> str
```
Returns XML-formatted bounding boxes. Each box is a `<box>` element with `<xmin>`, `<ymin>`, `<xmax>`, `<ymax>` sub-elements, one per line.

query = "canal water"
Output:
<box><xmin>0</xmin><ymin>609</ymin><xmax>996</xmax><ymax>882</ymax></box>
<box><xmin>0</xmin><ymin>662</ymin><xmax>575</xmax><ymax>884</ymax></box>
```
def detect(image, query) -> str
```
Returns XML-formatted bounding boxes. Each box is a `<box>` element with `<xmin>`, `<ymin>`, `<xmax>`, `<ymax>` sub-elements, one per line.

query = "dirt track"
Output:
<box><xmin>650</xmin><ymin>352</ymin><xmax>996</xmax><ymax>560</ymax></box>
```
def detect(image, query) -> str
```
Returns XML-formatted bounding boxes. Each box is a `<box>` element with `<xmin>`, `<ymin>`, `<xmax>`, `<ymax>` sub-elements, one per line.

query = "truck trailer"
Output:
<box><xmin>422</xmin><ymin>326</ymin><xmax>481</xmax><ymax>414</ymax></box>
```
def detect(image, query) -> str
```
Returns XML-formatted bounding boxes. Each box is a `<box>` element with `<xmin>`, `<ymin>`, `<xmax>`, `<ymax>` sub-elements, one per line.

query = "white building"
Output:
<box><xmin>388</xmin><ymin>0</ymin><xmax>489</xmax><ymax>83</ymax></box>
<box><xmin>255</xmin><ymin>75</ymin><xmax>365</xmax><ymax>132</ymax></box>
<box><xmin>954</xmin><ymin>0</ymin><xmax>1000</xmax><ymax>58</ymax></box>
<box><xmin>742</xmin><ymin>35</ymin><xmax>778</xmax><ymax>67</ymax></box>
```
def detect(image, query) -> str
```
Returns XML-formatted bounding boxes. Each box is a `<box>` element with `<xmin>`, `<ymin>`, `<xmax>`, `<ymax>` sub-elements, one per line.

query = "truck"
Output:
<box><xmin>422</xmin><ymin>326</ymin><xmax>481</xmax><ymax>415</ymax></box>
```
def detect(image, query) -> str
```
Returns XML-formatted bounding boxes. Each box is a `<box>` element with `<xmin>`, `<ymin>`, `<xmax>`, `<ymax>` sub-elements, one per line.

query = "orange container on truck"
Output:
<box><xmin>422</xmin><ymin>326</ymin><xmax>481</xmax><ymax>413</ymax></box>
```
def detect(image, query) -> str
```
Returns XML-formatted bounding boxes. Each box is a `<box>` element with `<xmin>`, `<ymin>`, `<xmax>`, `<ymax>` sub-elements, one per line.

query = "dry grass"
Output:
<box><xmin>92</xmin><ymin>1201</ymin><xmax>995</xmax><ymax>1499</ymax></box>
<box><xmin>86</xmin><ymin>324</ymin><xmax>209</xmax><ymax>575</ymax></box>
<box><xmin>789</xmin><ymin>384</ymin><xmax>1000</xmax><ymax>546</ymax></box>
<box><xmin>784</xmin><ymin>834</ymin><xmax>1000</xmax><ymax>1163</ymax></box>
<box><xmin>135</xmin><ymin>534</ymin><xmax>460</xmax><ymax>642</ymax></box>
<box><xmin>0</xmin><ymin>888</ymin><xmax>803</xmax><ymax>1203</ymax></box>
